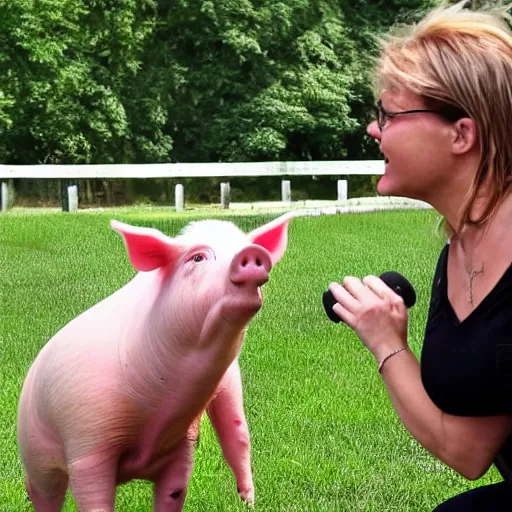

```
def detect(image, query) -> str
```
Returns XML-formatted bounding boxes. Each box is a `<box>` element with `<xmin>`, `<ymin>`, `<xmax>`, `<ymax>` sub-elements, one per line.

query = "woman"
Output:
<box><xmin>327</xmin><ymin>2</ymin><xmax>512</xmax><ymax>510</ymax></box>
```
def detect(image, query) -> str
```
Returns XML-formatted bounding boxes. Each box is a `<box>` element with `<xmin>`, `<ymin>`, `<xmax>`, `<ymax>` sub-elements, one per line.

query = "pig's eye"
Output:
<box><xmin>187</xmin><ymin>249</ymin><xmax>214</xmax><ymax>263</ymax></box>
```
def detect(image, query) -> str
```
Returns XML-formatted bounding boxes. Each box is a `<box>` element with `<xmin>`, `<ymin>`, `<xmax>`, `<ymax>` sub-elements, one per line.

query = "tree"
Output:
<box><xmin>144</xmin><ymin>0</ymin><xmax>432</xmax><ymax>164</ymax></box>
<box><xmin>0</xmin><ymin>0</ymin><xmax>158</xmax><ymax>165</ymax></box>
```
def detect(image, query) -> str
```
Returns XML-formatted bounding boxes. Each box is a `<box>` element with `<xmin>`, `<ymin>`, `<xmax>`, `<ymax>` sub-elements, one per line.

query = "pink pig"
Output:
<box><xmin>17</xmin><ymin>213</ymin><xmax>293</xmax><ymax>511</ymax></box>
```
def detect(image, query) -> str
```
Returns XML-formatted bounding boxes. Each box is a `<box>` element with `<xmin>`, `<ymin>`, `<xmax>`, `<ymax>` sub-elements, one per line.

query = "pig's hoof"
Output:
<box><xmin>238</xmin><ymin>488</ymin><xmax>255</xmax><ymax>508</ymax></box>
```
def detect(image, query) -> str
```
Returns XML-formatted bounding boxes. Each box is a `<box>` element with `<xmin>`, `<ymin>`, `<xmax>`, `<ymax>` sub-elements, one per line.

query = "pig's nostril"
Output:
<box><xmin>241</xmin><ymin>258</ymin><xmax>248</xmax><ymax>267</ymax></box>
<box><xmin>256</xmin><ymin>258</ymin><xmax>261</xmax><ymax>266</ymax></box>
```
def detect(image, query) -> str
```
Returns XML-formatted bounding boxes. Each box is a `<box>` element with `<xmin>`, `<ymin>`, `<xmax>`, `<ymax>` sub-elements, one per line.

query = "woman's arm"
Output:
<box><xmin>380</xmin><ymin>347</ymin><xmax>512</xmax><ymax>480</ymax></box>
<box><xmin>328</xmin><ymin>275</ymin><xmax>512</xmax><ymax>480</ymax></box>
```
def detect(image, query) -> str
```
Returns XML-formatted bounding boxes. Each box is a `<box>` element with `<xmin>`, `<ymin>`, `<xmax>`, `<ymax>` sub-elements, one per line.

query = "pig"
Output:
<box><xmin>17</xmin><ymin>212</ymin><xmax>293</xmax><ymax>511</ymax></box>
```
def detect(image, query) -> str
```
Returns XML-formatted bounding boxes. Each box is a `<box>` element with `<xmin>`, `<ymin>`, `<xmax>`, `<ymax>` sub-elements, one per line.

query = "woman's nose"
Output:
<box><xmin>367</xmin><ymin>120</ymin><xmax>381</xmax><ymax>141</ymax></box>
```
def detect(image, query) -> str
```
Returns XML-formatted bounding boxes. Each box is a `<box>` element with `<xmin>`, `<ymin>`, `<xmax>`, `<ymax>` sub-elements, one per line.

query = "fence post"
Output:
<box><xmin>61</xmin><ymin>181</ymin><xmax>79</xmax><ymax>212</ymax></box>
<box><xmin>68</xmin><ymin>185</ymin><xmax>79</xmax><ymax>212</ymax></box>
<box><xmin>60</xmin><ymin>180</ymin><xmax>69</xmax><ymax>211</ymax></box>
<box><xmin>220</xmin><ymin>182</ymin><xmax>230</xmax><ymax>209</ymax></box>
<box><xmin>1</xmin><ymin>182</ymin><xmax>9</xmax><ymax>212</ymax></box>
<box><xmin>1</xmin><ymin>180</ymin><xmax>15</xmax><ymax>211</ymax></box>
<box><xmin>175</xmin><ymin>184</ymin><xmax>184</xmax><ymax>212</ymax></box>
<box><xmin>281</xmin><ymin>180</ymin><xmax>291</xmax><ymax>204</ymax></box>
<box><xmin>337</xmin><ymin>180</ymin><xmax>348</xmax><ymax>201</ymax></box>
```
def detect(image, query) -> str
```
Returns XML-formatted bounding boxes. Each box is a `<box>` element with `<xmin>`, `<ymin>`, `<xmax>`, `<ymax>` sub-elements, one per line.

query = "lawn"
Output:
<box><xmin>0</xmin><ymin>208</ymin><xmax>503</xmax><ymax>511</ymax></box>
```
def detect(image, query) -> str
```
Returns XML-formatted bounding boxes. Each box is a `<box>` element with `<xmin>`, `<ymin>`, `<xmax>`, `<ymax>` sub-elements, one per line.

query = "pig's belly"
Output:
<box><xmin>116</xmin><ymin>418</ymin><xmax>200</xmax><ymax>483</ymax></box>
<box><xmin>117</xmin><ymin>450</ymin><xmax>174</xmax><ymax>483</ymax></box>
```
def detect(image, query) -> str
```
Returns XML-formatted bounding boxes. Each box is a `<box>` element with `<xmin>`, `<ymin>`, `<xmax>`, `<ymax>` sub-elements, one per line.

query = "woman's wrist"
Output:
<box><xmin>377</xmin><ymin>347</ymin><xmax>409</xmax><ymax>373</ymax></box>
<box><xmin>372</xmin><ymin>340</ymin><xmax>408</xmax><ymax>364</ymax></box>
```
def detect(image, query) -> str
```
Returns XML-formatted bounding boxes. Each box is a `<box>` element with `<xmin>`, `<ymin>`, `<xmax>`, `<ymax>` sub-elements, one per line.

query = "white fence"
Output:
<box><xmin>1</xmin><ymin>160</ymin><xmax>384</xmax><ymax>213</ymax></box>
<box><xmin>0</xmin><ymin>160</ymin><xmax>383</xmax><ymax>179</ymax></box>
<box><xmin>0</xmin><ymin>160</ymin><xmax>430</xmax><ymax>214</ymax></box>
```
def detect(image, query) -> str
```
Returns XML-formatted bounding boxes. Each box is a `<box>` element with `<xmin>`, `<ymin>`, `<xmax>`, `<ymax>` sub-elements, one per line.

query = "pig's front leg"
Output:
<box><xmin>153</xmin><ymin>436</ymin><xmax>195</xmax><ymax>512</ymax></box>
<box><xmin>207</xmin><ymin>359</ymin><xmax>255</xmax><ymax>507</ymax></box>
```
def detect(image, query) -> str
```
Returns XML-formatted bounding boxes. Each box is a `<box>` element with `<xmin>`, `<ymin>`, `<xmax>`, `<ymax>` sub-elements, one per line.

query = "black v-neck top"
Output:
<box><xmin>421</xmin><ymin>243</ymin><xmax>512</xmax><ymax>417</ymax></box>
<box><xmin>420</xmin><ymin>243</ymin><xmax>512</xmax><ymax>479</ymax></box>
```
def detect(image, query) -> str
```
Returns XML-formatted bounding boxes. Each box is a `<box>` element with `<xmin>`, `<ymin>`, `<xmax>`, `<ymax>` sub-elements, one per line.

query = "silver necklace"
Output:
<box><xmin>465</xmin><ymin>264</ymin><xmax>484</xmax><ymax>307</ymax></box>
<box><xmin>459</xmin><ymin>235</ymin><xmax>485</xmax><ymax>307</ymax></box>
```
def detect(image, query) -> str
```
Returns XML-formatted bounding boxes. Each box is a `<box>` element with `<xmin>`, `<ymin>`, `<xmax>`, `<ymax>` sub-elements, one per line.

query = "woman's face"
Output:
<box><xmin>367</xmin><ymin>88</ymin><xmax>457</xmax><ymax>202</ymax></box>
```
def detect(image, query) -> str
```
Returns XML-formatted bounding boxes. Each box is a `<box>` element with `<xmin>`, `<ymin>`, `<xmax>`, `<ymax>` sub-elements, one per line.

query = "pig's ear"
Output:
<box><xmin>248</xmin><ymin>212</ymin><xmax>294</xmax><ymax>265</ymax></box>
<box><xmin>110</xmin><ymin>220</ymin><xmax>183</xmax><ymax>272</ymax></box>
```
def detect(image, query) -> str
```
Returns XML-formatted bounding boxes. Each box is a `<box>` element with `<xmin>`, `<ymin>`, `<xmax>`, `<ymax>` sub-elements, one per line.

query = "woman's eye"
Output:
<box><xmin>192</xmin><ymin>254</ymin><xmax>205</xmax><ymax>263</ymax></box>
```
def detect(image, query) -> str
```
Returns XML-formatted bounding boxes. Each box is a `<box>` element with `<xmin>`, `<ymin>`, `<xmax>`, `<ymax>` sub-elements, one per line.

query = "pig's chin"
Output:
<box><xmin>219</xmin><ymin>285</ymin><xmax>264</xmax><ymax>325</ymax></box>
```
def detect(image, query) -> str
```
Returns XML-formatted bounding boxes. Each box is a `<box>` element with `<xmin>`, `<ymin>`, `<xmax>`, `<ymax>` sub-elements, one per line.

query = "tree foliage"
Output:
<box><xmin>0</xmin><ymin>0</ymin><xmax>157</xmax><ymax>164</ymax></box>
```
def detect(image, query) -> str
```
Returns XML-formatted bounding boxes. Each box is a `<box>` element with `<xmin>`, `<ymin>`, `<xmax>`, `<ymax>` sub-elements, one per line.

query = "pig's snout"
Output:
<box><xmin>230</xmin><ymin>245</ymin><xmax>272</xmax><ymax>287</ymax></box>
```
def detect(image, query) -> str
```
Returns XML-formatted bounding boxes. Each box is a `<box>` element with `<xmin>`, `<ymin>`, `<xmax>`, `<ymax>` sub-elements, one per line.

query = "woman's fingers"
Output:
<box><xmin>328</xmin><ymin>275</ymin><xmax>406</xmax><ymax>327</ymax></box>
<box><xmin>332</xmin><ymin>301</ymin><xmax>355</xmax><ymax>325</ymax></box>
<box><xmin>342</xmin><ymin>276</ymin><xmax>370</xmax><ymax>301</ymax></box>
<box><xmin>329</xmin><ymin>281</ymin><xmax>360</xmax><ymax>312</ymax></box>
<box><xmin>362</xmin><ymin>275</ymin><xmax>405</xmax><ymax>306</ymax></box>
<box><xmin>328</xmin><ymin>277</ymin><xmax>376</xmax><ymax>326</ymax></box>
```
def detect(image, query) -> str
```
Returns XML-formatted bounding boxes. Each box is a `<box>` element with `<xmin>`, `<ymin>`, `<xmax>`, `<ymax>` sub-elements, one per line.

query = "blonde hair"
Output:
<box><xmin>375</xmin><ymin>1</ymin><xmax>512</xmax><ymax>233</ymax></box>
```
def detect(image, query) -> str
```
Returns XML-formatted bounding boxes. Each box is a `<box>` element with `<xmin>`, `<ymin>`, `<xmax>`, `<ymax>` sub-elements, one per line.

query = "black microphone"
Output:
<box><xmin>322</xmin><ymin>271</ymin><xmax>416</xmax><ymax>323</ymax></box>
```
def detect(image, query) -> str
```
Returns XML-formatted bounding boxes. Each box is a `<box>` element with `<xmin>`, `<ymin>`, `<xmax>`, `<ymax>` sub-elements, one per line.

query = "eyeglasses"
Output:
<box><xmin>373</xmin><ymin>100</ymin><xmax>465</xmax><ymax>132</ymax></box>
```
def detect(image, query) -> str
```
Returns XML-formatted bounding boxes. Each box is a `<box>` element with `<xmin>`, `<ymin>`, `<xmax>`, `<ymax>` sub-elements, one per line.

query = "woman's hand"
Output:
<box><xmin>328</xmin><ymin>275</ymin><xmax>409</xmax><ymax>362</ymax></box>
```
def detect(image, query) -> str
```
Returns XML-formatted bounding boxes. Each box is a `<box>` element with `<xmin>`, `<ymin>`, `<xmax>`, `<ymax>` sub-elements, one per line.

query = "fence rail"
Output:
<box><xmin>0</xmin><ymin>160</ymin><xmax>384</xmax><ymax>179</ymax></box>
<box><xmin>0</xmin><ymin>160</ymin><xmax>402</xmax><ymax>213</ymax></box>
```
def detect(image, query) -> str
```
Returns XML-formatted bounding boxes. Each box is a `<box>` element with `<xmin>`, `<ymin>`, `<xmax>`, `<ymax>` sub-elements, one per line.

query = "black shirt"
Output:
<box><xmin>421</xmin><ymin>243</ymin><xmax>512</xmax><ymax>478</ymax></box>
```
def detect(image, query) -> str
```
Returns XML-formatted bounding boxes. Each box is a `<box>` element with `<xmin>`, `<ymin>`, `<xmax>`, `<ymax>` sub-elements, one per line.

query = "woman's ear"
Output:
<box><xmin>451</xmin><ymin>117</ymin><xmax>478</xmax><ymax>155</ymax></box>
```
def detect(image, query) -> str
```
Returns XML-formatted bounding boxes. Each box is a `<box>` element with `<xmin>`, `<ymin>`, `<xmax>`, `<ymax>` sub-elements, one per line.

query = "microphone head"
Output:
<box><xmin>322</xmin><ymin>289</ymin><xmax>341</xmax><ymax>323</ymax></box>
<box><xmin>379</xmin><ymin>271</ymin><xmax>416</xmax><ymax>308</ymax></box>
<box><xmin>322</xmin><ymin>271</ymin><xmax>416</xmax><ymax>323</ymax></box>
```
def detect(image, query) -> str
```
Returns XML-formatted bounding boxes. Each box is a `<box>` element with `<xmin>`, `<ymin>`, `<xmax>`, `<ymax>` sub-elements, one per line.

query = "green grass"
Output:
<box><xmin>0</xmin><ymin>209</ymin><xmax>504</xmax><ymax>511</ymax></box>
